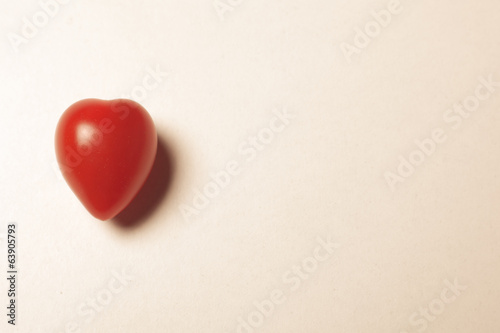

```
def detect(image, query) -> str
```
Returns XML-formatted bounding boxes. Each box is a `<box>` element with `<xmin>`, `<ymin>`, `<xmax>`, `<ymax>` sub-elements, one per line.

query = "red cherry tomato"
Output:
<box><xmin>55</xmin><ymin>99</ymin><xmax>157</xmax><ymax>220</ymax></box>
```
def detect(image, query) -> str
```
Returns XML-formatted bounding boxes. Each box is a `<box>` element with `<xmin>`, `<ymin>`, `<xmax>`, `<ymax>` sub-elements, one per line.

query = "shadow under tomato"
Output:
<box><xmin>112</xmin><ymin>135</ymin><xmax>175</xmax><ymax>228</ymax></box>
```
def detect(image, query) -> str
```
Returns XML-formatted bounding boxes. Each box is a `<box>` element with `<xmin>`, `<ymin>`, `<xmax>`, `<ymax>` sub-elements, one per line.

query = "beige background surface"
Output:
<box><xmin>0</xmin><ymin>0</ymin><xmax>499</xmax><ymax>332</ymax></box>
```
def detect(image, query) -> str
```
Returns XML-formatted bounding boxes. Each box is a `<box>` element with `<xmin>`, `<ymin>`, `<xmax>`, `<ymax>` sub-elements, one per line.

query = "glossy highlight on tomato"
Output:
<box><xmin>55</xmin><ymin>99</ymin><xmax>157</xmax><ymax>221</ymax></box>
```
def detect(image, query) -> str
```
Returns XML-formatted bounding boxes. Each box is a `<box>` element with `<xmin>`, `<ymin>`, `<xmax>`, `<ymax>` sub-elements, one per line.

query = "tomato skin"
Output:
<box><xmin>55</xmin><ymin>99</ymin><xmax>157</xmax><ymax>221</ymax></box>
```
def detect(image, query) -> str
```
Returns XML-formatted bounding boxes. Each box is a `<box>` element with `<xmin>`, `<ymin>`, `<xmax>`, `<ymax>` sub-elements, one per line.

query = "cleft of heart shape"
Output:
<box><xmin>55</xmin><ymin>99</ymin><xmax>157</xmax><ymax>221</ymax></box>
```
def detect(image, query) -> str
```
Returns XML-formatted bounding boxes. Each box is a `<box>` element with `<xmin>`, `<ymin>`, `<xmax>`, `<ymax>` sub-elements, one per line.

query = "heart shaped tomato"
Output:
<box><xmin>55</xmin><ymin>99</ymin><xmax>157</xmax><ymax>220</ymax></box>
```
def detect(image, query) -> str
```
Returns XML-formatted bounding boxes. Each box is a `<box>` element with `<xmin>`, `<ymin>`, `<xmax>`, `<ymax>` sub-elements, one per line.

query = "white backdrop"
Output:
<box><xmin>1</xmin><ymin>0</ymin><xmax>499</xmax><ymax>332</ymax></box>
